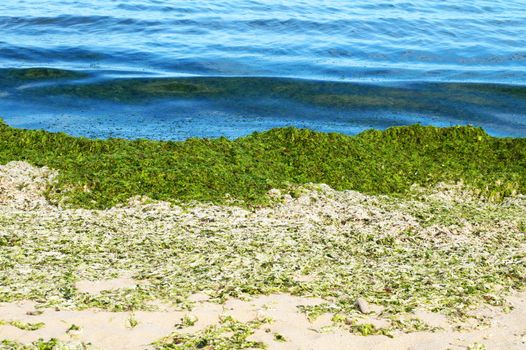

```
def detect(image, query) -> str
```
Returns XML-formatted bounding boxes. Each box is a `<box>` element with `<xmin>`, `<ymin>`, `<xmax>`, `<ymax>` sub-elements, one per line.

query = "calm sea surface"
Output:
<box><xmin>1</xmin><ymin>0</ymin><xmax>526</xmax><ymax>138</ymax></box>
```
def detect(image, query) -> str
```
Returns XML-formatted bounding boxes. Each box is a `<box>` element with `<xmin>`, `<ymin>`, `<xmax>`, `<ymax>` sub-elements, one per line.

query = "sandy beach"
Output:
<box><xmin>2</xmin><ymin>0</ymin><xmax>526</xmax><ymax>348</ymax></box>
<box><xmin>1</xmin><ymin>161</ymin><xmax>525</xmax><ymax>349</ymax></box>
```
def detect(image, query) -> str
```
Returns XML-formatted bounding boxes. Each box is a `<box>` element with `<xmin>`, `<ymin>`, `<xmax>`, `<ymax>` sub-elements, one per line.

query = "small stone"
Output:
<box><xmin>26</xmin><ymin>310</ymin><xmax>43</xmax><ymax>316</ymax></box>
<box><xmin>355</xmin><ymin>298</ymin><xmax>371</xmax><ymax>314</ymax></box>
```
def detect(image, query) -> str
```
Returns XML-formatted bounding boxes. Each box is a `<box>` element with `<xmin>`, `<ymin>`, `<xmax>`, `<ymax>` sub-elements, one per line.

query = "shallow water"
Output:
<box><xmin>1</xmin><ymin>0</ymin><xmax>525</xmax><ymax>138</ymax></box>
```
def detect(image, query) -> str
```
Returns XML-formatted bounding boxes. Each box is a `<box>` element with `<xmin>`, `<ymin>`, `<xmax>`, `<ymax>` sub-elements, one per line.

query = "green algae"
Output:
<box><xmin>3</xmin><ymin>68</ymin><xmax>87</xmax><ymax>81</ymax></box>
<box><xmin>0</xmin><ymin>339</ymin><xmax>89</xmax><ymax>350</ymax></box>
<box><xmin>0</xmin><ymin>121</ymin><xmax>524</xmax><ymax>209</ymax></box>
<box><xmin>272</xmin><ymin>333</ymin><xmax>286</xmax><ymax>342</ymax></box>
<box><xmin>0</xmin><ymin>321</ymin><xmax>44</xmax><ymax>331</ymax></box>
<box><xmin>28</xmin><ymin>77</ymin><xmax>526</xmax><ymax>126</ymax></box>
<box><xmin>174</xmin><ymin>315</ymin><xmax>198</xmax><ymax>329</ymax></box>
<box><xmin>155</xmin><ymin>316</ymin><xmax>269</xmax><ymax>350</ymax></box>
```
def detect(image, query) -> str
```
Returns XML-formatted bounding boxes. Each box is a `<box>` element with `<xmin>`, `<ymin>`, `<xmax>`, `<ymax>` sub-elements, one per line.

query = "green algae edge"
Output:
<box><xmin>0</xmin><ymin>119</ymin><xmax>525</xmax><ymax>209</ymax></box>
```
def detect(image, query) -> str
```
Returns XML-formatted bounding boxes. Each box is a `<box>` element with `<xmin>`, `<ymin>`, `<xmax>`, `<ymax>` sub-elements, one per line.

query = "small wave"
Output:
<box><xmin>0</xmin><ymin>15</ymin><xmax>164</xmax><ymax>34</ymax></box>
<box><xmin>0</xmin><ymin>0</ymin><xmax>525</xmax><ymax>83</ymax></box>
<box><xmin>116</xmin><ymin>3</ymin><xmax>199</xmax><ymax>14</ymax></box>
<box><xmin>0</xmin><ymin>44</ymin><xmax>110</xmax><ymax>62</ymax></box>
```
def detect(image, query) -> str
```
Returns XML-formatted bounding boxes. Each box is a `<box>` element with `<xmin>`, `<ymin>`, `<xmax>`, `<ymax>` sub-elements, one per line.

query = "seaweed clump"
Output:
<box><xmin>0</xmin><ymin>120</ymin><xmax>524</xmax><ymax>208</ymax></box>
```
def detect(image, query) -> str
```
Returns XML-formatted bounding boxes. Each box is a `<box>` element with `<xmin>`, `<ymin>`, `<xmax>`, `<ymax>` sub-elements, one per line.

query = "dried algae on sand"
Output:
<box><xmin>0</xmin><ymin>158</ymin><xmax>525</xmax><ymax>349</ymax></box>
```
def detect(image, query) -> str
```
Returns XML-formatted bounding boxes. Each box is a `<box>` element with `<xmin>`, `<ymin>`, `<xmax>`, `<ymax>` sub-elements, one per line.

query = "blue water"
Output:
<box><xmin>1</xmin><ymin>0</ymin><xmax>526</xmax><ymax>138</ymax></box>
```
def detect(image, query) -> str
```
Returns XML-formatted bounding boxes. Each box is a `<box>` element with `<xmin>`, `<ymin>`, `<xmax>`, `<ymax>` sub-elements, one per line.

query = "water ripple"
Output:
<box><xmin>0</xmin><ymin>0</ymin><xmax>525</xmax><ymax>82</ymax></box>
<box><xmin>1</xmin><ymin>0</ymin><xmax>526</xmax><ymax>138</ymax></box>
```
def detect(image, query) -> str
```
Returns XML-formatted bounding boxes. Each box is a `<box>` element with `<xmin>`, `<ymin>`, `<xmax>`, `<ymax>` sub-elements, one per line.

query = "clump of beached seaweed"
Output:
<box><xmin>155</xmin><ymin>316</ymin><xmax>270</xmax><ymax>350</ymax></box>
<box><xmin>1</xmin><ymin>121</ymin><xmax>524</xmax><ymax>209</ymax></box>
<box><xmin>0</xmin><ymin>338</ymin><xmax>89</xmax><ymax>350</ymax></box>
<box><xmin>0</xmin><ymin>321</ymin><xmax>44</xmax><ymax>331</ymax></box>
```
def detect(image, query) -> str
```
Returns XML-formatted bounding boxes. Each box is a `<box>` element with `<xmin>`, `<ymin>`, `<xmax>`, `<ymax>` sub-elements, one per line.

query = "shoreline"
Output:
<box><xmin>2</xmin><ymin>69</ymin><xmax>526</xmax><ymax>139</ymax></box>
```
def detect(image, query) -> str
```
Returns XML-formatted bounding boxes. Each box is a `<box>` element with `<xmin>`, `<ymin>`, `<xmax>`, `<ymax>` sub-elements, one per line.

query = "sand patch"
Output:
<box><xmin>1</xmin><ymin>292</ymin><xmax>525</xmax><ymax>349</ymax></box>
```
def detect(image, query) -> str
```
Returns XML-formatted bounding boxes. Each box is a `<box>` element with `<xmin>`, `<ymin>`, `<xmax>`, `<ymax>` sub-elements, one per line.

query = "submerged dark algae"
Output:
<box><xmin>4</xmin><ymin>68</ymin><xmax>87</xmax><ymax>81</ymax></box>
<box><xmin>34</xmin><ymin>75</ymin><xmax>526</xmax><ymax>113</ymax></box>
<box><xmin>2</xmin><ymin>68</ymin><xmax>526</xmax><ymax>139</ymax></box>
<box><xmin>0</xmin><ymin>120</ymin><xmax>524</xmax><ymax>209</ymax></box>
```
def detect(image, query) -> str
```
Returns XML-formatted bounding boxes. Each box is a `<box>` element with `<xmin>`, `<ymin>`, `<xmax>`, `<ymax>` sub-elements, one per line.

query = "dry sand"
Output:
<box><xmin>1</xmin><ymin>290</ymin><xmax>526</xmax><ymax>349</ymax></box>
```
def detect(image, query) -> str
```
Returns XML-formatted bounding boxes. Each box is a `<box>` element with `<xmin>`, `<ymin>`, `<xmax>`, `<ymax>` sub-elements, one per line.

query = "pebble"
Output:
<box><xmin>355</xmin><ymin>298</ymin><xmax>370</xmax><ymax>314</ymax></box>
